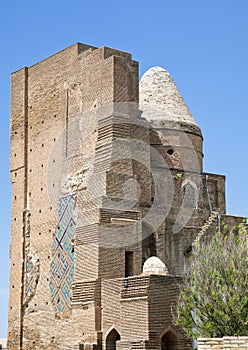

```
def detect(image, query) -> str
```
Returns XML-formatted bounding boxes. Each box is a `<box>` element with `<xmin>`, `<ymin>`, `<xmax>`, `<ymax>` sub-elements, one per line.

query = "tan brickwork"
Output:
<box><xmin>8</xmin><ymin>43</ymin><xmax>245</xmax><ymax>350</ymax></box>
<box><xmin>198</xmin><ymin>337</ymin><xmax>248</xmax><ymax>350</ymax></box>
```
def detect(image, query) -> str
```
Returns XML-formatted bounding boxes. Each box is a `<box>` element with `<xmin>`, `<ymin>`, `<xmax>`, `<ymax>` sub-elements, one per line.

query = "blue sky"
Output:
<box><xmin>1</xmin><ymin>0</ymin><xmax>248</xmax><ymax>338</ymax></box>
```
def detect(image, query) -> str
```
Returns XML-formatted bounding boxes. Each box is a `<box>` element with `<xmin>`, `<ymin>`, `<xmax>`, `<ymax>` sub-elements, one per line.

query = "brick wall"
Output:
<box><xmin>198</xmin><ymin>336</ymin><xmax>248</xmax><ymax>350</ymax></box>
<box><xmin>8</xmin><ymin>43</ymin><xmax>139</xmax><ymax>350</ymax></box>
<box><xmin>8</xmin><ymin>42</ymin><xmax>245</xmax><ymax>350</ymax></box>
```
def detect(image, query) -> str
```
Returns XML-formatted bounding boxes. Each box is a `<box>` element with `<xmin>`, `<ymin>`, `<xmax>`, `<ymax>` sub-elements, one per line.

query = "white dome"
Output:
<box><xmin>139</xmin><ymin>66</ymin><xmax>198</xmax><ymax>126</ymax></box>
<box><xmin>143</xmin><ymin>256</ymin><xmax>169</xmax><ymax>275</ymax></box>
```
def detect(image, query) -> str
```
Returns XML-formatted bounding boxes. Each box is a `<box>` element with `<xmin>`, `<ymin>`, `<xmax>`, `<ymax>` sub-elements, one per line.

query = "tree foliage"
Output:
<box><xmin>177</xmin><ymin>223</ymin><xmax>248</xmax><ymax>338</ymax></box>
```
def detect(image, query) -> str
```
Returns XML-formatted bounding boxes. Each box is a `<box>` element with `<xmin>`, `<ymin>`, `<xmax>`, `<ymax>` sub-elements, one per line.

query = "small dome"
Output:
<box><xmin>143</xmin><ymin>256</ymin><xmax>169</xmax><ymax>275</ymax></box>
<box><xmin>139</xmin><ymin>66</ymin><xmax>198</xmax><ymax>126</ymax></box>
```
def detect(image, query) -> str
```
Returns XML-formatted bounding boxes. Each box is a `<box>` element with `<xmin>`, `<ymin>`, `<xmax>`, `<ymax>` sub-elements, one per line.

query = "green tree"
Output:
<box><xmin>177</xmin><ymin>223</ymin><xmax>248</xmax><ymax>338</ymax></box>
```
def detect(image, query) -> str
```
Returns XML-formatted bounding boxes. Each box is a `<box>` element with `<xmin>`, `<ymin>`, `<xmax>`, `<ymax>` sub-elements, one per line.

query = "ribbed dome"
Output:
<box><xmin>139</xmin><ymin>66</ymin><xmax>198</xmax><ymax>126</ymax></box>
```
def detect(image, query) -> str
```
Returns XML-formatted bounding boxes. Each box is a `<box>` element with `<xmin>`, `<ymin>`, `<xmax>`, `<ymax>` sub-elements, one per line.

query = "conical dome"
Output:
<box><xmin>139</xmin><ymin>66</ymin><xmax>198</xmax><ymax>126</ymax></box>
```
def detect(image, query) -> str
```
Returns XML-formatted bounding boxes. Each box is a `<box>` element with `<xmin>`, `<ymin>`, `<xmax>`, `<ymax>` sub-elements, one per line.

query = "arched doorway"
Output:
<box><xmin>106</xmin><ymin>329</ymin><xmax>121</xmax><ymax>350</ymax></box>
<box><xmin>161</xmin><ymin>330</ymin><xmax>179</xmax><ymax>350</ymax></box>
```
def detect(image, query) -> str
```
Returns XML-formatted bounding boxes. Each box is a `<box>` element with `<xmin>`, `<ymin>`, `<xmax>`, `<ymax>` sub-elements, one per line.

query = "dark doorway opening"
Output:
<box><xmin>106</xmin><ymin>329</ymin><xmax>121</xmax><ymax>350</ymax></box>
<box><xmin>161</xmin><ymin>331</ymin><xmax>179</xmax><ymax>350</ymax></box>
<box><xmin>125</xmin><ymin>251</ymin><xmax>133</xmax><ymax>277</ymax></box>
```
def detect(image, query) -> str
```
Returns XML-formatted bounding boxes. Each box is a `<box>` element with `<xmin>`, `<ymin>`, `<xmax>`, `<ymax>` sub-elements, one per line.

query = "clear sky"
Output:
<box><xmin>1</xmin><ymin>0</ymin><xmax>248</xmax><ymax>338</ymax></box>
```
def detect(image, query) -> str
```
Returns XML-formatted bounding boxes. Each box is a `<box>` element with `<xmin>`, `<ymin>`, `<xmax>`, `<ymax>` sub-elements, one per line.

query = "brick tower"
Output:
<box><xmin>8</xmin><ymin>43</ymin><xmax>244</xmax><ymax>350</ymax></box>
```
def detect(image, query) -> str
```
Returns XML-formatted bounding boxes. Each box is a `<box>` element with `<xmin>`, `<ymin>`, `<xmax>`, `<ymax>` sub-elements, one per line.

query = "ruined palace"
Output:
<box><xmin>8</xmin><ymin>43</ymin><xmax>244</xmax><ymax>350</ymax></box>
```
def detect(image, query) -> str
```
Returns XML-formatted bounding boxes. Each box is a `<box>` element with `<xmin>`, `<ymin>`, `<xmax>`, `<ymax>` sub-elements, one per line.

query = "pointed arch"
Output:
<box><xmin>182</xmin><ymin>179</ymin><xmax>198</xmax><ymax>209</ymax></box>
<box><xmin>161</xmin><ymin>330</ymin><xmax>179</xmax><ymax>350</ymax></box>
<box><xmin>106</xmin><ymin>328</ymin><xmax>121</xmax><ymax>350</ymax></box>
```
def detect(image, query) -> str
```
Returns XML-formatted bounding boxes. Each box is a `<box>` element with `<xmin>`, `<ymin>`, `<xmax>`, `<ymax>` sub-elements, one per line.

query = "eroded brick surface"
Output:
<box><xmin>8</xmin><ymin>43</ymin><xmax>243</xmax><ymax>350</ymax></box>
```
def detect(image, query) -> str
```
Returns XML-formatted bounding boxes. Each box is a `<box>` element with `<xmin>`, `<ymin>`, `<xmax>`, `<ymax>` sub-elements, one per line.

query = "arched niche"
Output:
<box><xmin>182</xmin><ymin>180</ymin><xmax>198</xmax><ymax>209</ymax></box>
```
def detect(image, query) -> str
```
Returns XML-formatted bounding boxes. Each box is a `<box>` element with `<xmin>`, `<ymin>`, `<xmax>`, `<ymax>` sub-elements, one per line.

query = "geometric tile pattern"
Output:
<box><xmin>49</xmin><ymin>195</ymin><xmax>76</xmax><ymax>316</ymax></box>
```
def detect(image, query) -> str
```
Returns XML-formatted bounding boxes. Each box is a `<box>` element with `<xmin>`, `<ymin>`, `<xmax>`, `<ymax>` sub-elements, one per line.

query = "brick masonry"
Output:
<box><xmin>8</xmin><ymin>43</ymin><xmax>245</xmax><ymax>350</ymax></box>
<box><xmin>198</xmin><ymin>336</ymin><xmax>248</xmax><ymax>350</ymax></box>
